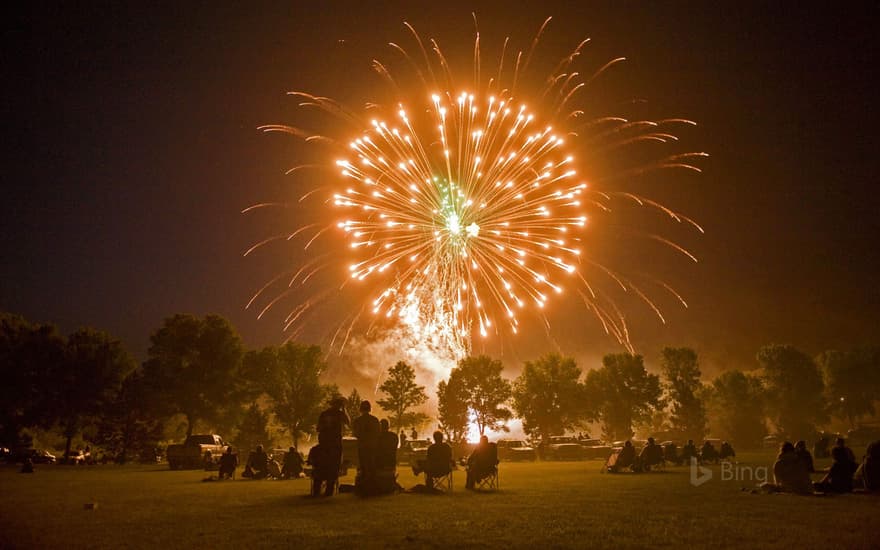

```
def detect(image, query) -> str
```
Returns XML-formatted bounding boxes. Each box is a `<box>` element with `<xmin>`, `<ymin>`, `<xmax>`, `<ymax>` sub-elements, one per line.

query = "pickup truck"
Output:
<box><xmin>166</xmin><ymin>434</ymin><xmax>227</xmax><ymax>470</ymax></box>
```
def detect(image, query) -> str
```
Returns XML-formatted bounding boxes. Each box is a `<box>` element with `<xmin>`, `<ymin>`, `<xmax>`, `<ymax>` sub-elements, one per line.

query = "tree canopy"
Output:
<box><xmin>584</xmin><ymin>353</ymin><xmax>662</xmax><ymax>441</ymax></box>
<box><xmin>702</xmin><ymin>369</ymin><xmax>766</xmax><ymax>447</ymax></box>
<box><xmin>452</xmin><ymin>355</ymin><xmax>513</xmax><ymax>436</ymax></box>
<box><xmin>512</xmin><ymin>353</ymin><xmax>589</xmax><ymax>444</ymax></box>
<box><xmin>660</xmin><ymin>347</ymin><xmax>707</xmax><ymax>440</ymax></box>
<box><xmin>757</xmin><ymin>344</ymin><xmax>827</xmax><ymax>437</ymax></box>
<box><xmin>377</xmin><ymin>361</ymin><xmax>429</xmax><ymax>434</ymax></box>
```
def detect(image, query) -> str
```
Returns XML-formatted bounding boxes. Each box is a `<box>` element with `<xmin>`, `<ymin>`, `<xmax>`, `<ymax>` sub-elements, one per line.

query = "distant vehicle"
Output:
<box><xmin>340</xmin><ymin>436</ymin><xmax>359</xmax><ymax>474</ymax></box>
<box><xmin>166</xmin><ymin>434</ymin><xmax>227</xmax><ymax>470</ymax></box>
<box><xmin>762</xmin><ymin>434</ymin><xmax>782</xmax><ymax>449</ymax></box>
<box><xmin>579</xmin><ymin>439</ymin><xmax>613</xmax><ymax>460</ymax></box>
<box><xmin>546</xmin><ymin>436</ymin><xmax>586</xmax><ymax>461</ymax></box>
<box><xmin>6</xmin><ymin>448</ymin><xmax>56</xmax><ymax>464</ymax></box>
<box><xmin>399</xmin><ymin>439</ymin><xmax>431</xmax><ymax>465</ymax></box>
<box><xmin>496</xmin><ymin>439</ymin><xmax>537</xmax><ymax>462</ymax></box>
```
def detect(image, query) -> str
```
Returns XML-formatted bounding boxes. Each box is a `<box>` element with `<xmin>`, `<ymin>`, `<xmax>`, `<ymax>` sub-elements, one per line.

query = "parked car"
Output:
<box><xmin>579</xmin><ymin>439</ymin><xmax>613</xmax><ymax>460</ymax></box>
<box><xmin>6</xmin><ymin>448</ymin><xmax>56</xmax><ymax>464</ymax></box>
<box><xmin>399</xmin><ymin>439</ymin><xmax>431</xmax><ymax>466</ymax></box>
<box><xmin>166</xmin><ymin>434</ymin><xmax>227</xmax><ymax>470</ymax></box>
<box><xmin>546</xmin><ymin>436</ymin><xmax>586</xmax><ymax>461</ymax></box>
<box><xmin>496</xmin><ymin>439</ymin><xmax>537</xmax><ymax>462</ymax></box>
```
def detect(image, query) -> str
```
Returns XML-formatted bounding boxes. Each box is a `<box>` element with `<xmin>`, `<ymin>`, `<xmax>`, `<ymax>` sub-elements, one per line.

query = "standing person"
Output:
<box><xmin>315</xmin><ymin>396</ymin><xmax>350</xmax><ymax>495</ymax></box>
<box><xmin>352</xmin><ymin>400</ymin><xmax>381</xmax><ymax>488</ymax></box>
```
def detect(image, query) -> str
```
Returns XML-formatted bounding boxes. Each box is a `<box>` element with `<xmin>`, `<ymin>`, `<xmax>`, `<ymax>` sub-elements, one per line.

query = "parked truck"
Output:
<box><xmin>166</xmin><ymin>434</ymin><xmax>227</xmax><ymax>470</ymax></box>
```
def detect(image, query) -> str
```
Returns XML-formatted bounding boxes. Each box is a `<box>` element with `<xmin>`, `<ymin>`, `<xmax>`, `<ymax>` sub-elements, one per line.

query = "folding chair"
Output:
<box><xmin>475</xmin><ymin>466</ymin><xmax>499</xmax><ymax>491</ymax></box>
<box><xmin>427</xmin><ymin>469</ymin><xmax>453</xmax><ymax>493</ymax></box>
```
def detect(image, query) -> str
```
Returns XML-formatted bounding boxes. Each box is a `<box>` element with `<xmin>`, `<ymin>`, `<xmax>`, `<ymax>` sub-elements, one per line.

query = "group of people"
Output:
<box><xmin>606</xmin><ymin>438</ymin><xmax>737</xmax><ymax>473</ymax></box>
<box><xmin>215</xmin><ymin>444</ymin><xmax>305</xmax><ymax>481</ymax></box>
<box><xmin>764</xmin><ymin>437</ymin><xmax>879</xmax><ymax>494</ymax></box>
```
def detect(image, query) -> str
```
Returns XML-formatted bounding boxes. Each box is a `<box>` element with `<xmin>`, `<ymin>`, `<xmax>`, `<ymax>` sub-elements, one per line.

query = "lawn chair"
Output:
<box><xmin>475</xmin><ymin>466</ymin><xmax>499</xmax><ymax>491</ymax></box>
<box><xmin>427</xmin><ymin>468</ymin><xmax>453</xmax><ymax>493</ymax></box>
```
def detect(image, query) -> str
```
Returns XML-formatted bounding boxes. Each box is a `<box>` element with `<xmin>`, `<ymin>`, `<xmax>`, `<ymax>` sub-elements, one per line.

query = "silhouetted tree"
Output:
<box><xmin>454</xmin><ymin>355</ymin><xmax>513</xmax><ymax>436</ymax></box>
<box><xmin>0</xmin><ymin>313</ymin><xmax>66</xmax><ymax>446</ymax></box>
<box><xmin>262</xmin><ymin>342</ymin><xmax>330</xmax><ymax>450</ymax></box>
<box><xmin>512</xmin><ymin>353</ymin><xmax>590</xmax><ymax>445</ymax></box>
<box><xmin>344</xmin><ymin>387</ymin><xmax>362</xmax><ymax>435</ymax></box>
<box><xmin>702</xmin><ymin>370</ymin><xmax>766</xmax><ymax>447</ymax></box>
<box><xmin>142</xmin><ymin>314</ymin><xmax>244</xmax><ymax>436</ymax></box>
<box><xmin>584</xmin><ymin>353</ymin><xmax>663</xmax><ymax>441</ymax></box>
<box><xmin>377</xmin><ymin>361</ymin><xmax>429</xmax><ymax>435</ymax></box>
<box><xmin>93</xmin><ymin>367</ymin><xmax>164</xmax><ymax>463</ymax></box>
<box><xmin>56</xmin><ymin>328</ymin><xmax>136</xmax><ymax>461</ymax></box>
<box><xmin>661</xmin><ymin>347</ymin><xmax>708</xmax><ymax>440</ymax></box>
<box><xmin>757</xmin><ymin>344</ymin><xmax>827</xmax><ymax>437</ymax></box>
<box><xmin>437</xmin><ymin>375</ymin><xmax>469</xmax><ymax>443</ymax></box>
<box><xmin>818</xmin><ymin>348</ymin><xmax>880</xmax><ymax>428</ymax></box>
<box><xmin>234</xmin><ymin>403</ymin><xmax>272</xmax><ymax>454</ymax></box>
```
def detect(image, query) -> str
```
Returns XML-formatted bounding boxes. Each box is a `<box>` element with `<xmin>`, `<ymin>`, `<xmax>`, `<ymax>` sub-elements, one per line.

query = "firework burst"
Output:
<box><xmin>246</xmin><ymin>17</ymin><xmax>706</xmax><ymax>358</ymax></box>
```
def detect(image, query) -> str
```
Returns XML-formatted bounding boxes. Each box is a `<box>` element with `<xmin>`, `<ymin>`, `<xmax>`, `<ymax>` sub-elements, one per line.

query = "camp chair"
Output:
<box><xmin>427</xmin><ymin>468</ymin><xmax>453</xmax><ymax>493</ymax></box>
<box><xmin>475</xmin><ymin>466</ymin><xmax>499</xmax><ymax>491</ymax></box>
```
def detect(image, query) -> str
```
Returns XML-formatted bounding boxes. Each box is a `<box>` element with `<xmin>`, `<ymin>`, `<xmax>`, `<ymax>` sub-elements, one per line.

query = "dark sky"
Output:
<box><xmin>3</xmin><ymin>1</ymin><xmax>879</xmax><ymax>376</ymax></box>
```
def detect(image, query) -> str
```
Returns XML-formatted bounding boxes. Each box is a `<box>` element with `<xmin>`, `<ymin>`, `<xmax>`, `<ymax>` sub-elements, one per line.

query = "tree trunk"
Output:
<box><xmin>186</xmin><ymin>413</ymin><xmax>194</xmax><ymax>437</ymax></box>
<box><xmin>64</xmin><ymin>434</ymin><xmax>73</xmax><ymax>463</ymax></box>
<box><xmin>292</xmin><ymin>430</ymin><xmax>299</xmax><ymax>451</ymax></box>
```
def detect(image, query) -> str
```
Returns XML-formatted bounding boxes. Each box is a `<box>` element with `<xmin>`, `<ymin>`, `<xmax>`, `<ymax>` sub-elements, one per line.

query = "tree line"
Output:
<box><xmin>2</xmin><ymin>311</ymin><xmax>878</xmax><ymax>462</ymax></box>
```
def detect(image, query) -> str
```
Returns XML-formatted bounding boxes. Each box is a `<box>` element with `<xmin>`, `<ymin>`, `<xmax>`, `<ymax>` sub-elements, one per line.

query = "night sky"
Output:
<box><xmin>3</xmin><ymin>1</ymin><xmax>879</xmax><ymax>378</ymax></box>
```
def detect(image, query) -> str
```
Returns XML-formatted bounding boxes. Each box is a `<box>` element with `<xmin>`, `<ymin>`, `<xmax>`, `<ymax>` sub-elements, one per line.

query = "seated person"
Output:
<box><xmin>376</xmin><ymin>419</ymin><xmax>399</xmax><ymax>471</ymax></box>
<box><xmin>244</xmin><ymin>445</ymin><xmax>269</xmax><ymax>480</ymax></box>
<box><xmin>834</xmin><ymin>437</ymin><xmax>857</xmax><ymax>465</ymax></box>
<box><xmin>700</xmin><ymin>441</ymin><xmax>718</xmax><ymax>463</ymax></box>
<box><xmin>466</xmin><ymin>435</ymin><xmax>499</xmax><ymax>489</ymax></box>
<box><xmin>308</xmin><ymin>443</ymin><xmax>339</xmax><ymax>497</ymax></box>
<box><xmin>606</xmin><ymin>441</ymin><xmax>636</xmax><ymax>473</ymax></box>
<box><xmin>663</xmin><ymin>441</ymin><xmax>680</xmax><ymax>465</ymax></box>
<box><xmin>813</xmin><ymin>445</ymin><xmax>857</xmax><ymax>493</ymax></box>
<box><xmin>281</xmin><ymin>447</ymin><xmax>304</xmax><ymax>479</ymax></box>
<box><xmin>681</xmin><ymin>440</ymin><xmax>699</xmax><ymax>463</ymax></box>
<box><xmin>855</xmin><ymin>439</ymin><xmax>879</xmax><ymax>491</ymax></box>
<box><xmin>793</xmin><ymin>440</ymin><xmax>814</xmax><ymax>473</ymax></box>
<box><xmin>719</xmin><ymin>441</ymin><xmax>736</xmax><ymax>461</ymax></box>
<box><xmin>638</xmin><ymin>437</ymin><xmax>664</xmax><ymax>471</ymax></box>
<box><xmin>413</xmin><ymin>431</ymin><xmax>454</xmax><ymax>489</ymax></box>
<box><xmin>218</xmin><ymin>446</ymin><xmax>238</xmax><ymax>480</ymax></box>
<box><xmin>768</xmin><ymin>442</ymin><xmax>813</xmax><ymax>494</ymax></box>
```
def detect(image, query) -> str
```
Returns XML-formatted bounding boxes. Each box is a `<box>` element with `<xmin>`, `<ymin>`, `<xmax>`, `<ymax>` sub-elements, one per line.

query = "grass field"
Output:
<box><xmin>1</xmin><ymin>451</ymin><xmax>877</xmax><ymax>549</ymax></box>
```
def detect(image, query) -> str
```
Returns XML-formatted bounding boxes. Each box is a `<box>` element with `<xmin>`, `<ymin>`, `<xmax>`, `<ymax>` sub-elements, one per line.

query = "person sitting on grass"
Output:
<box><xmin>764</xmin><ymin>442</ymin><xmax>813</xmax><ymax>494</ymax></box>
<box><xmin>854</xmin><ymin>440</ymin><xmax>879</xmax><ymax>491</ymax></box>
<box><xmin>663</xmin><ymin>441</ymin><xmax>680</xmax><ymax>466</ymax></box>
<box><xmin>834</xmin><ymin>437</ymin><xmax>857</xmax><ymax>465</ymax></box>
<box><xmin>700</xmin><ymin>440</ymin><xmax>719</xmax><ymax>464</ymax></box>
<box><xmin>606</xmin><ymin>440</ymin><xmax>636</xmax><ymax>473</ymax></box>
<box><xmin>218</xmin><ymin>446</ymin><xmax>238</xmax><ymax>480</ymax></box>
<box><xmin>681</xmin><ymin>440</ymin><xmax>699</xmax><ymax>464</ymax></box>
<box><xmin>466</xmin><ymin>435</ymin><xmax>499</xmax><ymax>489</ymax></box>
<box><xmin>719</xmin><ymin>441</ymin><xmax>736</xmax><ymax>461</ymax></box>
<box><xmin>813</xmin><ymin>446</ymin><xmax>857</xmax><ymax>493</ymax></box>
<box><xmin>243</xmin><ymin>445</ymin><xmax>269</xmax><ymax>480</ymax></box>
<box><xmin>308</xmin><ymin>443</ymin><xmax>339</xmax><ymax>497</ymax></box>
<box><xmin>413</xmin><ymin>431</ymin><xmax>453</xmax><ymax>490</ymax></box>
<box><xmin>794</xmin><ymin>440</ymin><xmax>815</xmax><ymax>473</ymax></box>
<box><xmin>281</xmin><ymin>447</ymin><xmax>304</xmax><ymax>479</ymax></box>
<box><xmin>638</xmin><ymin>437</ymin><xmax>664</xmax><ymax>471</ymax></box>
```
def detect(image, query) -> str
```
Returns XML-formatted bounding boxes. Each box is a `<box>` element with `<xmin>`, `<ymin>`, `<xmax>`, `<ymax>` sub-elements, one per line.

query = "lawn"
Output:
<box><xmin>1</xmin><ymin>451</ymin><xmax>877</xmax><ymax>549</ymax></box>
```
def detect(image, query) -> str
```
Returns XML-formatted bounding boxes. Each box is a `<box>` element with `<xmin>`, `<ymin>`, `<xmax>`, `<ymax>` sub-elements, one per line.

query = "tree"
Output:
<box><xmin>818</xmin><ymin>348</ymin><xmax>880</xmax><ymax>428</ymax></box>
<box><xmin>757</xmin><ymin>344</ymin><xmax>827</xmax><ymax>437</ymax></box>
<box><xmin>583</xmin><ymin>353</ymin><xmax>663</xmax><ymax>442</ymax></box>
<box><xmin>56</xmin><ymin>328</ymin><xmax>136</xmax><ymax>461</ymax></box>
<box><xmin>453</xmin><ymin>355</ymin><xmax>513</xmax><ymax>436</ymax></box>
<box><xmin>702</xmin><ymin>370</ymin><xmax>766</xmax><ymax>448</ymax></box>
<box><xmin>512</xmin><ymin>353</ymin><xmax>590</xmax><ymax>445</ymax></box>
<box><xmin>234</xmin><ymin>403</ymin><xmax>272</xmax><ymax>454</ymax></box>
<box><xmin>93</xmin><ymin>367</ymin><xmax>164</xmax><ymax>463</ymax></box>
<box><xmin>0</xmin><ymin>313</ymin><xmax>66</xmax><ymax>446</ymax></box>
<box><xmin>262</xmin><ymin>342</ymin><xmax>330</xmax><ymax>450</ymax></box>
<box><xmin>142</xmin><ymin>314</ymin><xmax>244</xmax><ymax>436</ymax></box>
<box><xmin>660</xmin><ymin>347</ymin><xmax>708</xmax><ymax>440</ymax></box>
<box><xmin>344</xmin><ymin>387</ymin><xmax>363</xmax><ymax>435</ymax></box>
<box><xmin>437</xmin><ymin>375</ymin><xmax>469</xmax><ymax>444</ymax></box>
<box><xmin>377</xmin><ymin>361</ymin><xmax>429</xmax><ymax>435</ymax></box>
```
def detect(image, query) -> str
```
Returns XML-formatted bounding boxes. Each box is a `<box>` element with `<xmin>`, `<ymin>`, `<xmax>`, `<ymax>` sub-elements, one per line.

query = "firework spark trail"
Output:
<box><xmin>246</xmin><ymin>18</ymin><xmax>706</xmax><ymax>362</ymax></box>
